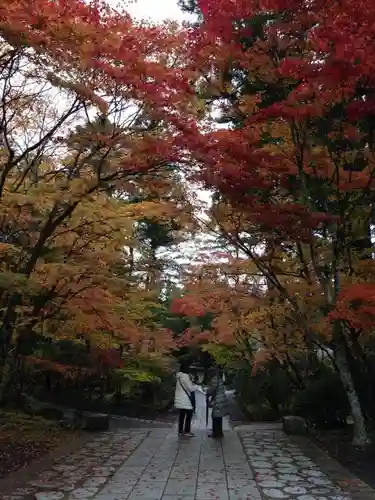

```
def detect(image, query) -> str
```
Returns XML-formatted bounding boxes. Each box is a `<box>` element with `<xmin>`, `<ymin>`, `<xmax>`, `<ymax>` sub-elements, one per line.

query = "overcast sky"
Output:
<box><xmin>124</xmin><ymin>0</ymin><xmax>191</xmax><ymax>22</ymax></box>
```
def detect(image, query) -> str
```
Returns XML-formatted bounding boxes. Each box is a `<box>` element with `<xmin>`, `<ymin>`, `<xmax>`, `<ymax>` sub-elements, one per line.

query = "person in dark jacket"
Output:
<box><xmin>206</xmin><ymin>367</ymin><xmax>228</xmax><ymax>438</ymax></box>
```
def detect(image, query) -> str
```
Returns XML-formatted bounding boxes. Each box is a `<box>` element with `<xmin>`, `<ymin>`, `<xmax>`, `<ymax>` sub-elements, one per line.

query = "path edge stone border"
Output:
<box><xmin>110</xmin><ymin>414</ymin><xmax>174</xmax><ymax>427</ymax></box>
<box><xmin>0</xmin><ymin>431</ymin><xmax>92</xmax><ymax>496</ymax></box>
<box><xmin>290</xmin><ymin>435</ymin><xmax>375</xmax><ymax>500</ymax></box>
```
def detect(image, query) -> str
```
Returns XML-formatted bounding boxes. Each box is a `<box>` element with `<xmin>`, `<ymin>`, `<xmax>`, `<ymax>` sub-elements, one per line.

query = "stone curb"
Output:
<box><xmin>290</xmin><ymin>435</ymin><xmax>375</xmax><ymax>500</ymax></box>
<box><xmin>109</xmin><ymin>415</ymin><xmax>175</xmax><ymax>429</ymax></box>
<box><xmin>110</xmin><ymin>414</ymin><xmax>173</xmax><ymax>425</ymax></box>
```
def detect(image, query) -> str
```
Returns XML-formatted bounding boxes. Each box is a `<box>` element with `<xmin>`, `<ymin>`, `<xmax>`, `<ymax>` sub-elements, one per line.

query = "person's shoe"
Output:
<box><xmin>208</xmin><ymin>434</ymin><xmax>223</xmax><ymax>438</ymax></box>
<box><xmin>178</xmin><ymin>432</ymin><xmax>185</xmax><ymax>437</ymax></box>
<box><xmin>184</xmin><ymin>432</ymin><xmax>195</xmax><ymax>437</ymax></box>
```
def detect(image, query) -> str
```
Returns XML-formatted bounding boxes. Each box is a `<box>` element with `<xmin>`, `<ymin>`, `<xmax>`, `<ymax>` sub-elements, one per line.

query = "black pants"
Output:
<box><xmin>178</xmin><ymin>409</ymin><xmax>193</xmax><ymax>434</ymax></box>
<box><xmin>212</xmin><ymin>417</ymin><xmax>223</xmax><ymax>437</ymax></box>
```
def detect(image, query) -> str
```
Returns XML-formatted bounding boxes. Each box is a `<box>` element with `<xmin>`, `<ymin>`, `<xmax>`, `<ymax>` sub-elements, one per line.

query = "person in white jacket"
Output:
<box><xmin>174</xmin><ymin>363</ymin><xmax>197</xmax><ymax>436</ymax></box>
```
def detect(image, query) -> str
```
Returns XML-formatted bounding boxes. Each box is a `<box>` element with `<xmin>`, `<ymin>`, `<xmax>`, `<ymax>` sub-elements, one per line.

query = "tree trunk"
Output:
<box><xmin>0</xmin><ymin>354</ymin><xmax>14</xmax><ymax>405</ymax></box>
<box><xmin>334</xmin><ymin>345</ymin><xmax>370</xmax><ymax>446</ymax></box>
<box><xmin>340</xmin><ymin>330</ymin><xmax>372</xmax><ymax>421</ymax></box>
<box><xmin>284</xmin><ymin>357</ymin><xmax>306</xmax><ymax>390</ymax></box>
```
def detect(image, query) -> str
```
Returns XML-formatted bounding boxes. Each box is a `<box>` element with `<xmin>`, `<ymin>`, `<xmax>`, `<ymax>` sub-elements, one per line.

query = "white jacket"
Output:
<box><xmin>174</xmin><ymin>372</ymin><xmax>196</xmax><ymax>410</ymax></box>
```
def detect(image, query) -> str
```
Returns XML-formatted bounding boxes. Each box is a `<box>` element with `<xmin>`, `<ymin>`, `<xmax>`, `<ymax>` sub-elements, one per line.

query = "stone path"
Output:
<box><xmin>1</xmin><ymin>393</ymin><xmax>355</xmax><ymax>500</ymax></box>
<box><xmin>240</xmin><ymin>430</ymin><xmax>350</xmax><ymax>500</ymax></box>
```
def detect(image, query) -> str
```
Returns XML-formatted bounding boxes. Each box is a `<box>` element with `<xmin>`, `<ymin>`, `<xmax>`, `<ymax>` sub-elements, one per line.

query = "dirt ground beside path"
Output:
<box><xmin>314</xmin><ymin>428</ymin><xmax>375</xmax><ymax>490</ymax></box>
<box><xmin>0</xmin><ymin>411</ymin><xmax>80</xmax><ymax>480</ymax></box>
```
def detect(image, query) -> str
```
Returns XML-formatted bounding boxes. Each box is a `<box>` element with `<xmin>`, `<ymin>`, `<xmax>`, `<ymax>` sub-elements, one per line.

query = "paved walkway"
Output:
<box><xmin>2</xmin><ymin>393</ymin><xmax>354</xmax><ymax>500</ymax></box>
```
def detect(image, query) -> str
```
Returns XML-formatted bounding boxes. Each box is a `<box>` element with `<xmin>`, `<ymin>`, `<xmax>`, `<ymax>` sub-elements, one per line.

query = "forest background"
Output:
<box><xmin>1</xmin><ymin>0</ymin><xmax>375</xmax><ymax>478</ymax></box>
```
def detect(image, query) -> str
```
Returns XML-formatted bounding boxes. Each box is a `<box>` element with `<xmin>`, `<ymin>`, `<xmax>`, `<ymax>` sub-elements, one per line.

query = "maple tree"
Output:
<box><xmin>173</xmin><ymin>0</ymin><xmax>375</xmax><ymax>445</ymax></box>
<box><xmin>0</xmin><ymin>147</ymin><xmax>181</xmax><ymax>400</ymax></box>
<box><xmin>0</xmin><ymin>0</ymin><xmax>199</xmax><ymax>404</ymax></box>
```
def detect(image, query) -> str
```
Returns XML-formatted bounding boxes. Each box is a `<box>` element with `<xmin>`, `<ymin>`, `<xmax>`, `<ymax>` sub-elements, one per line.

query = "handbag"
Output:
<box><xmin>179</xmin><ymin>378</ymin><xmax>196</xmax><ymax>413</ymax></box>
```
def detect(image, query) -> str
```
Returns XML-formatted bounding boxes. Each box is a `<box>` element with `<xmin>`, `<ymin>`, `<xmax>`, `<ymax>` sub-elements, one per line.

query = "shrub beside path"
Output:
<box><xmin>1</xmin><ymin>392</ymin><xmax>374</xmax><ymax>500</ymax></box>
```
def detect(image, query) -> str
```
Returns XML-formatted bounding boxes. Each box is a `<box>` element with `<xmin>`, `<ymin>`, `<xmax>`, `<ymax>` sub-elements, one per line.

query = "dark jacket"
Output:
<box><xmin>207</xmin><ymin>375</ymin><xmax>228</xmax><ymax>418</ymax></box>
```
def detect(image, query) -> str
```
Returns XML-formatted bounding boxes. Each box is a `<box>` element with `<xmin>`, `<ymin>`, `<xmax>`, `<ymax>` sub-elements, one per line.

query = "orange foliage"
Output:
<box><xmin>329</xmin><ymin>284</ymin><xmax>375</xmax><ymax>331</ymax></box>
<box><xmin>171</xmin><ymin>0</ymin><xmax>375</xmax><ymax>371</ymax></box>
<box><xmin>0</xmin><ymin>0</ymin><xmax>198</xmax><ymax>373</ymax></box>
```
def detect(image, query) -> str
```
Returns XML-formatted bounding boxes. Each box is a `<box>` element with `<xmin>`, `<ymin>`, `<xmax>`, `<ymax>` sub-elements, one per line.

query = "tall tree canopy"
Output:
<box><xmin>171</xmin><ymin>0</ymin><xmax>375</xmax><ymax>446</ymax></box>
<box><xmin>0</xmin><ymin>0</ymin><xmax>198</xmax><ymax>401</ymax></box>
